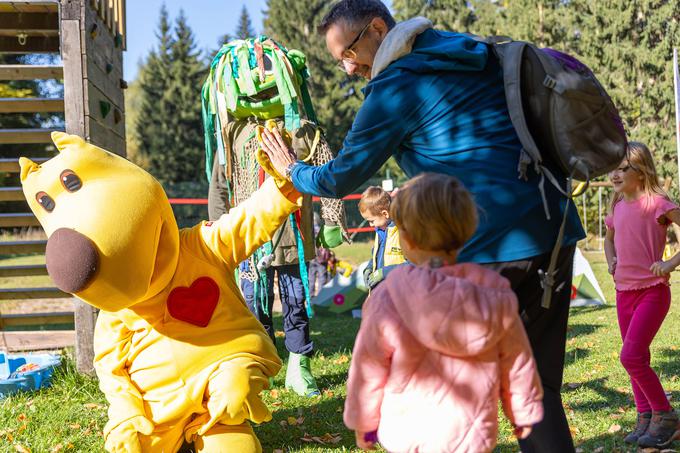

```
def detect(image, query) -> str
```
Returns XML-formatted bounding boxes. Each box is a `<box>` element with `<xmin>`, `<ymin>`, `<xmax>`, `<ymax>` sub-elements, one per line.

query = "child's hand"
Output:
<box><xmin>355</xmin><ymin>430</ymin><xmax>377</xmax><ymax>450</ymax></box>
<box><xmin>608</xmin><ymin>256</ymin><xmax>617</xmax><ymax>275</ymax></box>
<box><xmin>513</xmin><ymin>425</ymin><xmax>532</xmax><ymax>439</ymax></box>
<box><xmin>650</xmin><ymin>260</ymin><xmax>675</xmax><ymax>276</ymax></box>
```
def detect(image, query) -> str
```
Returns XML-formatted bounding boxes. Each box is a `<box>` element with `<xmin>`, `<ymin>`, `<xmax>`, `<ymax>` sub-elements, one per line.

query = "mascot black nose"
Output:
<box><xmin>46</xmin><ymin>228</ymin><xmax>99</xmax><ymax>293</ymax></box>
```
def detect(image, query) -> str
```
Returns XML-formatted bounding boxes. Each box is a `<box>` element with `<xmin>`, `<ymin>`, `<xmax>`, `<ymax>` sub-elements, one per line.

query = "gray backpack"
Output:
<box><xmin>476</xmin><ymin>36</ymin><xmax>628</xmax><ymax>307</ymax></box>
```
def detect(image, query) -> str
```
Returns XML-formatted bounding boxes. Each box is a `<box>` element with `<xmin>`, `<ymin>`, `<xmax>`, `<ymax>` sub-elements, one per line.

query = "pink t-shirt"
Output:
<box><xmin>605</xmin><ymin>194</ymin><xmax>678</xmax><ymax>291</ymax></box>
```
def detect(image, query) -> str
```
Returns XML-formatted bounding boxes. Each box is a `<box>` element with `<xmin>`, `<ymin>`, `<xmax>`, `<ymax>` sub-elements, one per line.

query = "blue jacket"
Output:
<box><xmin>291</xmin><ymin>29</ymin><xmax>585</xmax><ymax>263</ymax></box>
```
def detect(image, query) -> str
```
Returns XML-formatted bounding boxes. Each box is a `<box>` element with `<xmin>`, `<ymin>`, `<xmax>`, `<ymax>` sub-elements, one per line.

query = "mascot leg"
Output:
<box><xmin>194</xmin><ymin>422</ymin><xmax>262</xmax><ymax>453</ymax></box>
<box><xmin>138</xmin><ymin>425</ymin><xmax>186</xmax><ymax>453</ymax></box>
<box><xmin>277</xmin><ymin>264</ymin><xmax>319</xmax><ymax>396</ymax></box>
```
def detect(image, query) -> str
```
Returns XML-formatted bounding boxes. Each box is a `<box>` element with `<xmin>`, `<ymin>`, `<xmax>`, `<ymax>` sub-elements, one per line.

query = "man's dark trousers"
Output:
<box><xmin>484</xmin><ymin>245</ymin><xmax>577</xmax><ymax>453</ymax></box>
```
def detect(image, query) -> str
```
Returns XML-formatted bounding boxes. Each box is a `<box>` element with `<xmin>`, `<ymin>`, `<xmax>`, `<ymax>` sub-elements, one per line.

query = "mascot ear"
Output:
<box><xmin>287</xmin><ymin>49</ymin><xmax>307</xmax><ymax>72</ymax></box>
<box><xmin>51</xmin><ymin>131</ymin><xmax>85</xmax><ymax>152</ymax></box>
<box><xmin>19</xmin><ymin>157</ymin><xmax>39</xmax><ymax>182</ymax></box>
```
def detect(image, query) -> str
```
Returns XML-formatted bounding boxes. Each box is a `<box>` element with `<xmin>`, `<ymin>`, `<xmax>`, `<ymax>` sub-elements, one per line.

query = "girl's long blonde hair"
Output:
<box><xmin>609</xmin><ymin>141</ymin><xmax>668</xmax><ymax>213</ymax></box>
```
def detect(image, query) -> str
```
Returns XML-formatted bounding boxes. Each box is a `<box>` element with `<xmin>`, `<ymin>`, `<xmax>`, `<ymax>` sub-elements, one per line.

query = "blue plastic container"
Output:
<box><xmin>0</xmin><ymin>351</ymin><xmax>61</xmax><ymax>399</ymax></box>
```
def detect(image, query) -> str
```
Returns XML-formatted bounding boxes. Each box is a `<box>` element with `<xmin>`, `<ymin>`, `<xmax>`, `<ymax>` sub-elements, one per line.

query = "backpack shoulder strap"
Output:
<box><xmin>492</xmin><ymin>41</ymin><xmax>543</xmax><ymax>173</ymax></box>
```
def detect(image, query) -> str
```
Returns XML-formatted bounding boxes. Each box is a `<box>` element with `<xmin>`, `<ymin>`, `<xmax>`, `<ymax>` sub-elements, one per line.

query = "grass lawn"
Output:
<box><xmin>2</xmin><ymin>248</ymin><xmax>680</xmax><ymax>452</ymax></box>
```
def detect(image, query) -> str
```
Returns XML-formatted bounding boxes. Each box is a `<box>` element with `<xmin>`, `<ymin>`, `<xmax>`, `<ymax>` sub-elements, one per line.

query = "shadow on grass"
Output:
<box><xmin>564</xmin><ymin>347</ymin><xmax>592</xmax><ymax>367</ymax></box>
<box><xmin>566</xmin><ymin>322</ymin><xmax>604</xmax><ymax>338</ymax></box>
<box><xmin>270</xmin><ymin>310</ymin><xmax>361</xmax><ymax>359</ymax></box>
<box><xmin>563</xmin><ymin>377</ymin><xmax>633</xmax><ymax>411</ymax></box>
<box><xmin>568</xmin><ymin>304</ymin><xmax>614</xmax><ymax>319</ymax></box>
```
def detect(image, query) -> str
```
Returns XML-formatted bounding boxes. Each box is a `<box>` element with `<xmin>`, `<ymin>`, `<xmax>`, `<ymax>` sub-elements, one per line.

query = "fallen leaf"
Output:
<box><xmin>279</xmin><ymin>420</ymin><xmax>288</xmax><ymax>428</ymax></box>
<box><xmin>287</xmin><ymin>416</ymin><xmax>299</xmax><ymax>426</ymax></box>
<box><xmin>609</xmin><ymin>414</ymin><xmax>622</xmax><ymax>419</ymax></box>
<box><xmin>593</xmin><ymin>447</ymin><xmax>604</xmax><ymax>453</ymax></box>
<box><xmin>333</xmin><ymin>355</ymin><xmax>349</xmax><ymax>365</ymax></box>
<box><xmin>51</xmin><ymin>445</ymin><xmax>63</xmax><ymax>453</ymax></box>
<box><xmin>323</xmin><ymin>390</ymin><xmax>334</xmax><ymax>398</ymax></box>
<box><xmin>275</xmin><ymin>331</ymin><xmax>285</xmax><ymax>338</ymax></box>
<box><xmin>566</xmin><ymin>383</ymin><xmax>580</xmax><ymax>389</ymax></box>
<box><xmin>17</xmin><ymin>414</ymin><xmax>27</xmax><ymax>422</ymax></box>
<box><xmin>69</xmin><ymin>424</ymin><xmax>81</xmax><ymax>430</ymax></box>
<box><xmin>273</xmin><ymin>450</ymin><xmax>284</xmax><ymax>453</ymax></box>
<box><xmin>83</xmin><ymin>403</ymin><xmax>104</xmax><ymax>410</ymax></box>
<box><xmin>608</xmin><ymin>424</ymin><xmax>621</xmax><ymax>433</ymax></box>
<box><xmin>271</xmin><ymin>401</ymin><xmax>283</xmax><ymax>407</ymax></box>
<box><xmin>296</xmin><ymin>416</ymin><xmax>305</xmax><ymax>425</ymax></box>
<box><xmin>15</xmin><ymin>446</ymin><xmax>30</xmax><ymax>453</ymax></box>
<box><xmin>575</xmin><ymin>449</ymin><xmax>584</xmax><ymax>453</ymax></box>
<box><xmin>270</xmin><ymin>389</ymin><xmax>279</xmax><ymax>399</ymax></box>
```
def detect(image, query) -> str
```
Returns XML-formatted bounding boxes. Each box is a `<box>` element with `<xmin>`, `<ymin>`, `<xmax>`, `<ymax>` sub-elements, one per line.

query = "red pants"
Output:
<box><xmin>617</xmin><ymin>283</ymin><xmax>672</xmax><ymax>413</ymax></box>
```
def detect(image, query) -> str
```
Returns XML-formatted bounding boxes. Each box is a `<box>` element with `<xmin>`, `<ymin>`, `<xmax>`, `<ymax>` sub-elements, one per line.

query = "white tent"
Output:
<box><xmin>571</xmin><ymin>248</ymin><xmax>607</xmax><ymax>307</ymax></box>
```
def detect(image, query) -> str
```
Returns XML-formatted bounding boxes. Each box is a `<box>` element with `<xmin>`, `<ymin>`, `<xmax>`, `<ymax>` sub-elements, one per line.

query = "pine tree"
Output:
<box><xmin>392</xmin><ymin>0</ymin><xmax>473</xmax><ymax>32</ymax></box>
<box><xmin>135</xmin><ymin>6</ymin><xmax>207</xmax><ymax>188</ymax></box>
<box><xmin>565</xmin><ymin>0</ymin><xmax>680</xmax><ymax>188</ymax></box>
<box><xmin>236</xmin><ymin>5</ymin><xmax>256</xmax><ymax>39</ymax></box>
<box><xmin>210</xmin><ymin>5</ymin><xmax>253</xmax><ymax>61</ymax></box>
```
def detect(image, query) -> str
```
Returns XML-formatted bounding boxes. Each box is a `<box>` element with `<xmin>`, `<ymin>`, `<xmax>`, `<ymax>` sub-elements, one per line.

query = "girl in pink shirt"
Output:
<box><xmin>344</xmin><ymin>173</ymin><xmax>543</xmax><ymax>453</ymax></box>
<box><xmin>605</xmin><ymin>142</ymin><xmax>680</xmax><ymax>448</ymax></box>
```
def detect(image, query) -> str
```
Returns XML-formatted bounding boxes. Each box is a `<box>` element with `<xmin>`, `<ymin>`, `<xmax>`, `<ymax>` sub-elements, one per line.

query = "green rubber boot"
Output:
<box><xmin>285</xmin><ymin>352</ymin><xmax>320</xmax><ymax>397</ymax></box>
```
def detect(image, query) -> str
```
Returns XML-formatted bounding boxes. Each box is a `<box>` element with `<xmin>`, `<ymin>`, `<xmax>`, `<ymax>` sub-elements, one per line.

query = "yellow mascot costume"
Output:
<box><xmin>19</xmin><ymin>132</ymin><xmax>300</xmax><ymax>452</ymax></box>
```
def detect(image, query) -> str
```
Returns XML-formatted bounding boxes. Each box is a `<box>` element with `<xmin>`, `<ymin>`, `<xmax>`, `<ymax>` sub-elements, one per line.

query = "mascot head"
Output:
<box><xmin>201</xmin><ymin>35</ymin><xmax>316</xmax><ymax>181</ymax></box>
<box><xmin>20</xmin><ymin>132</ymin><xmax>179</xmax><ymax>311</ymax></box>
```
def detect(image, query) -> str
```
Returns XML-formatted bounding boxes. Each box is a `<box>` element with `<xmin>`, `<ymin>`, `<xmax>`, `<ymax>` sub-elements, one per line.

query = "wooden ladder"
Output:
<box><xmin>1</xmin><ymin>0</ymin><xmax>127</xmax><ymax>372</ymax></box>
<box><xmin>0</xmin><ymin>1</ymin><xmax>75</xmax><ymax>354</ymax></box>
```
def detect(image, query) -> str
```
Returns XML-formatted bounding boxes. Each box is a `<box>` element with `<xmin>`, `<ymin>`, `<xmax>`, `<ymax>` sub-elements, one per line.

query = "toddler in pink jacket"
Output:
<box><xmin>344</xmin><ymin>173</ymin><xmax>544</xmax><ymax>453</ymax></box>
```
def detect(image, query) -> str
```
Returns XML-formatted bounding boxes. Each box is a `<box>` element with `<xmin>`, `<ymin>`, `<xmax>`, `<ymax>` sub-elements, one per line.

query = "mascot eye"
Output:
<box><xmin>262</xmin><ymin>54</ymin><xmax>273</xmax><ymax>73</ymax></box>
<box><xmin>60</xmin><ymin>169</ymin><xmax>82</xmax><ymax>192</ymax></box>
<box><xmin>35</xmin><ymin>191</ymin><xmax>55</xmax><ymax>212</ymax></box>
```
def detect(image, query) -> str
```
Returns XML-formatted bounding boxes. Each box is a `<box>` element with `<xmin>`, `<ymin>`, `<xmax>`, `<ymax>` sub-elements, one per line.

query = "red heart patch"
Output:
<box><xmin>167</xmin><ymin>277</ymin><xmax>219</xmax><ymax>327</ymax></box>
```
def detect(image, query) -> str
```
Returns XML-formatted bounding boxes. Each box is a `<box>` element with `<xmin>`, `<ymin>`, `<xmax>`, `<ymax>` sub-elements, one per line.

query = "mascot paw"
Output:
<box><xmin>104</xmin><ymin>416</ymin><xmax>154</xmax><ymax>453</ymax></box>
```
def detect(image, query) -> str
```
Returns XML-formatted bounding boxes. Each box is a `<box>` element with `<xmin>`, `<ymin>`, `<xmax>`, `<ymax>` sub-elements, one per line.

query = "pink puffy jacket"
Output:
<box><xmin>344</xmin><ymin>263</ymin><xmax>543</xmax><ymax>453</ymax></box>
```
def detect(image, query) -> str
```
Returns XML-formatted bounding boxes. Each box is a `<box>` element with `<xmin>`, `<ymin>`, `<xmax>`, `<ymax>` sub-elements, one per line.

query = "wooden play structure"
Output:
<box><xmin>0</xmin><ymin>0</ymin><xmax>126</xmax><ymax>372</ymax></box>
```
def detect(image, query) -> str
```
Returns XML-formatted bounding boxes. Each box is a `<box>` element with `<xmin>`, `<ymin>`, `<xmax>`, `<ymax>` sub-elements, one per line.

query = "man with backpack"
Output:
<box><xmin>260</xmin><ymin>0</ymin><xmax>629</xmax><ymax>451</ymax></box>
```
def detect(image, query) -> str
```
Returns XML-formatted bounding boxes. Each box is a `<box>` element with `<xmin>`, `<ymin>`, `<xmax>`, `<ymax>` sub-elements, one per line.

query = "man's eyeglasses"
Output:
<box><xmin>336</xmin><ymin>21</ymin><xmax>372</xmax><ymax>71</ymax></box>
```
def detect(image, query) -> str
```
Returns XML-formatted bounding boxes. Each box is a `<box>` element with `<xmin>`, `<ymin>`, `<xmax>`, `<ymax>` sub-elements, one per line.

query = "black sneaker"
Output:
<box><xmin>637</xmin><ymin>410</ymin><xmax>680</xmax><ymax>448</ymax></box>
<box><xmin>623</xmin><ymin>412</ymin><xmax>651</xmax><ymax>444</ymax></box>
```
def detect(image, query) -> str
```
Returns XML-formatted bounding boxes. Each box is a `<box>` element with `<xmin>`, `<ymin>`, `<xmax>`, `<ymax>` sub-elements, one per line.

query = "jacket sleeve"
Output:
<box><xmin>291</xmin><ymin>73</ymin><xmax>418</xmax><ymax>198</ymax></box>
<box><xmin>499</xmin><ymin>305</ymin><xmax>544</xmax><ymax>428</ymax></box>
<box><xmin>200</xmin><ymin>177</ymin><xmax>302</xmax><ymax>269</ymax></box>
<box><xmin>310</xmin><ymin>133</ymin><xmax>348</xmax><ymax>231</ymax></box>
<box><xmin>94</xmin><ymin>311</ymin><xmax>152</xmax><ymax>439</ymax></box>
<box><xmin>343</xmin><ymin>291</ymin><xmax>395</xmax><ymax>432</ymax></box>
<box><xmin>207</xmin><ymin>153</ymin><xmax>230</xmax><ymax>221</ymax></box>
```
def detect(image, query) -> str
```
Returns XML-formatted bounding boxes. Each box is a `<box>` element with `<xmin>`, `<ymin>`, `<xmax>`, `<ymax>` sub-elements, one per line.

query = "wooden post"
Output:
<box><xmin>61</xmin><ymin>4</ymin><xmax>96</xmax><ymax>374</ymax></box>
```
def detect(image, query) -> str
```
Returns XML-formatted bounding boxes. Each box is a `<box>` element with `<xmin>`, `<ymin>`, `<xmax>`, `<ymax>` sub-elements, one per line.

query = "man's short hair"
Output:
<box><xmin>318</xmin><ymin>0</ymin><xmax>396</xmax><ymax>35</ymax></box>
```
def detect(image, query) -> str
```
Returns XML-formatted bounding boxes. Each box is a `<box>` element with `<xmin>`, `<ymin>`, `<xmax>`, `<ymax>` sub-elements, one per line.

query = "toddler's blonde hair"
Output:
<box><xmin>359</xmin><ymin>186</ymin><xmax>392</xmax><ymax>216</ymax></box>
<box><xmin>391</xmin><ymin>173</ymin><xmax>477</xmax><ymax>253</ymax></box>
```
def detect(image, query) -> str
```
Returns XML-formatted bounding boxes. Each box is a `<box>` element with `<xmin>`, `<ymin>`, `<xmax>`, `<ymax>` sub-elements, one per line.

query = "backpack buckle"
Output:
<box><xmin>543</xmin><ymin>75</ymin><xmax>557</xmax><ymax>90</ymax></box>
<box><xmin>543</xmin><ymin>75</ymin><xmax>565</xmax><ymax>94</ymax></box>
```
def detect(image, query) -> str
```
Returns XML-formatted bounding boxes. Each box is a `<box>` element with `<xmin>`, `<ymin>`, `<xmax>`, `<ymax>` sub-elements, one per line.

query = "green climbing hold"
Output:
<box><xmin>99</xmin><ymin>100</ymin><xmax>111</xmax><ymax>118</ymax></box>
